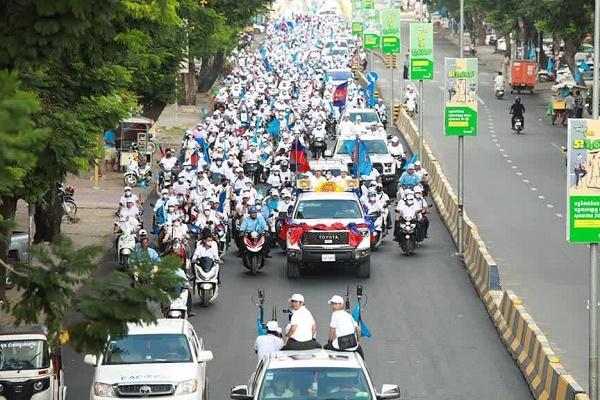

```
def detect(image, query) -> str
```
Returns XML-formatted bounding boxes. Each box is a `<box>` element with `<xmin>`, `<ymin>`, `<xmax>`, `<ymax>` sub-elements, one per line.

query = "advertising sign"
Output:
<box><xmin>363</xmin><ymin>0</ymin><xmax>374</xmax><ymax>9</ymax></box>
<box><xmin>409</xmin><ymin>23</ymin><xmax>434</xmax><ymax>80</ymax></box>
<box><xmin>444</xmin><ymin>58</ymin><xmax>478</xmax><ymax>136</ymax></box>
<box><xmin>381</xmin><ymin>9</ymin><xmax>401</xmax><ymax>54</ymax></box>
<box><xmin>363</xmin><ymin>33</ymin><xmax>380</xmax><ymax>49</ymax></box>
<box><xmin>351</xmin><ymin>0</ymin><xmax>363</xmax><ymax>35</ymax></box>
<box><xmin>567</xmin><ymin>119</ymin><xmax>600</xmax><ymax>243</ymax></box>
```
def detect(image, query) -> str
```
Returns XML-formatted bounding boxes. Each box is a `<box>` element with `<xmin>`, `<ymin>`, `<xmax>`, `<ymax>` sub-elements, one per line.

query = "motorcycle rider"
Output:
<box><xmin>180</xmin><ymin>162</ymin><xmax>195</xmax><ymax>184</ymax></box>
<box><xmin>375</xmin><ymin>183</ymin><xmax>391</xmax><ymax>231</ymax></box>
<box><xmin>173</xmin><ymin>174</ymin><xmax>190</xmax><ymax>196</ymax></box>
<box><xmin>394</xmin><ymin>190</ymin><xmax>421</xmax><ymax>239</ymax></box>
<box><xmin>159</xmin><ymin>148</ymin><xmax>178</xmax><ymax>179</ymax></box>
<box><xmin>263</xmin><ymin>189</ymin><xmax>280</xmax><ymax>214</ymax></box>
<box><xmin>388</xmin><ymin>137</ymin><xmax>405</xmax><ymax>169</ymax></box>
<box><xmin>413</xmin><ymin>161</ymin><xmax>429</xmax><ymax>195</ymax></box>
<box><xmin>119</xmin><ymin>186</ymin><xmax>140</xmax><ymax>209</ymax></box>
<box><xmin>311</xmin><ymin>123</ymin><xmax>327</xmax><ymax>158</ymax></box>
<box><xmin>398</xmin><ymin>164</ymin><xmax>420</xmax><ymax>188</ymax></box>
<box><xmin>510</xmin><ymin>97</ymin><xmax>525</xmax><ymax>130</ymax></box>
<box><xmin>494</xmin><ymin>71</ymin><xmax>505</xmax><ymax>94</ymax></box>
<box><xmin>239</xmin><ymin>206</ymin><xmax>270</xmax><ymax>258</ymax></box>
<box><xmin>119</xmin><ymin>199</ymin><xmax>141</xmax><ymax>222</ymax></box>
<box><xmin>233</xmin><ymin>168</ymin><xmax>252</xmax><ymax>193</ymax></box>
<box><xmin>267</xmin><ymin>166</ymin><xmax>283</xmax><ymax>189</ymax></box>
<box><xmin>414</xmin><ymin>186</ymin><xmax>430</xmax><ymax>240</ymax></box>
<box><xmin>279</xmin><ymin>161</ymin><xmax>293</xmax><ymax>185</ymax></box>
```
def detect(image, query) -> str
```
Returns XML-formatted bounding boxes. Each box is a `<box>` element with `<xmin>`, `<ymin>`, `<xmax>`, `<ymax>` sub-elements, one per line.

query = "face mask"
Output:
<box><xmin>185</xmin><ymin>166</ymin><xmax>192</xmax><ymax>171</ymax></box>
<box><xmin>125</xmin><ymin>191</ymin><xmax>131</xmax><ymax>196</ymax></box>
<box><xmin>162</xmin><ymin>194</ymin><xmax>169</xmax><ymax>199</ymax></box>
<box><xmin>203</xmin><ymin>210</ymin><xmax>210</xmax><ymax>216</ymax></box>
<box><xmin>174</xmin><ymin>221</ymin><xmax>181</xmax><ymax>227</ymax></box>
<box><xmin>178</xmin><ymin>179</ymin><xmax>184</xmax><ymax>183</ymax></box>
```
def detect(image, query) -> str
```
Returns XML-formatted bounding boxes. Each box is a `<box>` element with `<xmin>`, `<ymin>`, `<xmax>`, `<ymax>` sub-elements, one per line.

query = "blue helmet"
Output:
<box><xmin>249</xmin><ymin>206</ymin><xmax>258</xmax><ymax>213</ymax></box>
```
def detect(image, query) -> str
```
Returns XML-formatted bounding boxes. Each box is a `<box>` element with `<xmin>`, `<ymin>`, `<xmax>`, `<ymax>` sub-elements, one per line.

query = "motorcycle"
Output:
<box><xmin>160</xmin><ymin>168</ymin><xmax>174</xmax><ymax>190</ymax></box>
<box><xmin>495</xmin><ymin>86</ymin><xmax>505</xmax><ymax>100</ymax></box>
<box><xmin>325</xmin><ymin>114</ymin><xmax>337</xmax><ymax>140</ymax></box>
<box><xmin>514</xmin><ymin>116</ymin><xmax>524</xmax><ymax>134</ymax></box>
<box><xmin>117</xmin><ymin>225</ymin><xmax>136</xmax><ymax>267</ymax></box>
<box><xmin>57</xmin><ymin>183</ymin><xmax>77</xmax><ymax>217</ymax></box>
<box><xmin>165</xmin><ymin>237</ymin><xmax>190</xmax><ymax>272</ymax></box>
<box><xmin>312</xmin><ymin>137</ymin><xmax>327</xmax><ymax>159</ymax></box>
<box><xmin>397</xmin><ymin>215</ymin><xmax>417</xmax><ymax>256</ymax></box>
<box><xmin>259</xmin><ymin>157</ymin><xmax>272</xmax><ymax>184</ymax></box>
<box><xmin>215</xmin><ymin>223</ymin><xmax>228</xmax><ymax>256</ymax></box>
<box><xmin>368</xmin><ymin>211</ymin><xmax>385</xmax><ymax>249</ymax></box>
<box><xmin>245</xmin><ymin>161</ymin><xmax>260</xmax><ymax>185</ymax></box>
<box><xmin>242</xmin><ymin>231</ymin><xmax>266</xmax><ymax>275</ymax></box>
<box><xmin>194</xmin><ymin>256</ymin><xmax>220</xmax><ymax>307</ymax></box>
<box><xmin>123</xmin><ymin>154</ymin><xmax>151</xmax><ymax>187</ymax></box>
<box><xmin>163</xmin><ymin>285</ymin><xmax>189</xmax><ymax>319</ymax></box>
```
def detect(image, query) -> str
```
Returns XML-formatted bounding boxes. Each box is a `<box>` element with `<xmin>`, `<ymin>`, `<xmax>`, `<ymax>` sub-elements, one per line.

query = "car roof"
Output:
<box><xmin>125</xmin><ymin>319</ymin><xmax>190</xmax><ymax>335</ymax></box>
<box><xmin>266</xmin><ymin>349</ymin><xmax>364</xmax><ymax>369</ymax></box>
<box><xmin>0</xmin><ymin>325</ymin><xmax>47</xmax><ymax>336</ymax></box>
<box><xmin>298</xmin><ymin>191</ymin><xmax>358</xmax><ymax>201</ymax></box>
<box><xmin>338</xmin><ymin>133</ymin><xmax>386</xmax><ymax>141</ymax></box>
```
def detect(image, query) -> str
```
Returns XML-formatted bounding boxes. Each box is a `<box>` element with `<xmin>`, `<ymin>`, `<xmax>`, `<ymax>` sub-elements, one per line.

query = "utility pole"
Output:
<box><xmin>590</xmin><ymin>1</ymin><xmax>600</xmax><ymax>398</ymax></box>
<box><xmin>456</xmin><ymin>0</ymin><xmax>465</xmax><ymax>256</ymax></box>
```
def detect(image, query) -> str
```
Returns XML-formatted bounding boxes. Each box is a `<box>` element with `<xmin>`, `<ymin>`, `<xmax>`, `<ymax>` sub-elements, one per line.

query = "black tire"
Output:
<box><xmin>5</xmin><ymin>276</ymin><xmax>14</xmax><ymax>290</ymax></box>
<box><xmin>123</xmin><ymin>173</ymin><xmax>138</xmax><ymax>187</ymax></box>
<box><xmin>63</xmin><ymin>200</ymin><xmax>77</xmax><ymax>217</ymax></box>
<box><xmin>200</xmin><ymin>288</ymin><xmax>213</xmax><ymax>307</ymax></box>
<box><xmin>286</xmin><ymin>258</ymin><xmax>300</xmax><ymax>279</ymax></box>
<box><xmin>356</xmin><ymin>258</ymin><xmax>371</xmax><ymax>278</ymax></box>
<box><xmin>250</xmin><ymin>255</ymin><xmax>258</xmax><ymax>275</ymax></box>
<box><xmin>121</xmin><ymin>254</ymin><xmax>129</xmax><ymax>268</ymax></box>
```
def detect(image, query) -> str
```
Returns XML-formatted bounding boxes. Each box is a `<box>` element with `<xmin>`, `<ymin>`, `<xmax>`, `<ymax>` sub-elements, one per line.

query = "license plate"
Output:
<box><xmin>322</xmin><ymin>254</ymin><xmax>336</xmax><ymax>262</ymax></box>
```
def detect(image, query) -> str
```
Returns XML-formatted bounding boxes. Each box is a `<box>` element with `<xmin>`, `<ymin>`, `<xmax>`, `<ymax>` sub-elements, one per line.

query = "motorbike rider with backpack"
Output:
<box><xmin>510</xmin><ymin>97</ymin><xmax>525</xmax><ymax>130</ymax></box>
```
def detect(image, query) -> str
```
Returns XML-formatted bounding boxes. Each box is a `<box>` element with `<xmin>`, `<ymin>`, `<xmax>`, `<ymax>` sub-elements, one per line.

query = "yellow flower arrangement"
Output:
<box><xmin>315</xmin><ymin>180</ymin><xmax>343</xmax><ymax>192</ymax></box>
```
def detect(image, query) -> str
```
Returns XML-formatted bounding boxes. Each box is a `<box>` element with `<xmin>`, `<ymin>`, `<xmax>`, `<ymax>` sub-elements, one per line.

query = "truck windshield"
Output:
<box><xmin>258</xmin><ymin>367</ymin><xmax>372</xmax><ymax>400</ymax></box>
<box><xmin>102</xmin><ymin>334</ymin><xmax>192</xmax><ymax>365</ymax></box>
<box><xmin>295</xmin><ymin>199</ymin><xmax>362</xmax><ymax>219</ymax></box>
<box><xmin>336</xmin><ymin>140</ymin><xmax>388</xmax><ymax>155</ymax></box>
<box><xmin>0</xmin><ymin>340</ymin><xmax>50</xmax><ymax>371</ymax></box>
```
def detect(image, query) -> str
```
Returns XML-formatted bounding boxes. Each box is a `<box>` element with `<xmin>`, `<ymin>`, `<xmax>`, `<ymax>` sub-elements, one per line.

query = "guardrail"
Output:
<box><xmin>357</xmin><ymin>70</ymin><xmax>589</xmax><ymax>400</ymax></box>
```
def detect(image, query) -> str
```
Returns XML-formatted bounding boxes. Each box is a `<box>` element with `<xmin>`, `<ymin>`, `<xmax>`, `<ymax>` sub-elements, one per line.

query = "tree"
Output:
<box><xmin>4</xmin><ymin>236</ymin><xmax>184</xmax><ymax>353</ymax></box>
<box><xmin>0</xmin><ymin>71</ymin><xmax>48</xmax><ymax>300</ymax></box>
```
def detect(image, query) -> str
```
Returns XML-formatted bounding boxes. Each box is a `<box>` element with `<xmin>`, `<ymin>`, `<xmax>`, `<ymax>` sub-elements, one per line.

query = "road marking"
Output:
<box><xmin>499</xmin><ymin>148</ymin><xmax>504</xmax><ymax>152</ymax></box>
<box><xmin>523</xmin><ymin>179</ymin><xmax>529</xmax><ymax>183</ymax></box>
<box><xmin>550</xmin><ymin>142</ymin><xmax>566</xmax><ymax>155</ymax></box>
<box><xmin>547</xmin><ymin>204</ymin><xmax>554</xmax><ymax>208</ymax></box>
<box><xmin>478</xmin><ymin>96</ymin><xmax>486</xmax><ymax>105</ymax></box>
<box><xmin>490</xmin><ymin>132</ymin><xmax>495</xmax><ymax>135</ymax></box>
<box><xmin>495</xmin><ymin>143</ymin><xmax>500</xmax><ymax>147</ymax></box>
<box><xmin>516</xmin><ymin>172</ymin><xmax>523</xmax><ymax>176</ymax></box>
<box><xmin>556</xmin><ymin>213</ymin><xmax>563</xmax><ymax>218</ymax></box>
<box><xmin>507</xmin><ymin>159</ymin><xmax>512</xmax><ymax>163</ymax></box>
<box><xmin>503</xmin><ymin>154</ymin><xmax>509</xmax><ymax>158</ymax></box>
<box><xmin>538</xmin><ymin>195</ymin><xmax>545</xmax><ymax>199</ymax></box>
<box><xmin>492</xmin><ymin>138</ymin><xmax>498</xmax><ymax>142</ymax></box>
<box><xmin>531</xmin><ymin>187</ymin><xmax>537</xmax><ymax>191</ymax></box>
<box><xmin>511</xmin><ymin>165</ymin><xmax>517</xmax><ymax>169</ymax></box>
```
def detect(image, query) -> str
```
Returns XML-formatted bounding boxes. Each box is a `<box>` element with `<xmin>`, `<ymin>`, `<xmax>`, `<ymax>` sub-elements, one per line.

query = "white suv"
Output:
<box><xmin>230</xmin><ymin>350</ymin><xmax>401</xmax><ymax>400</ymax></box>
<box><xmin>84</xmin><ymin>319</ymin><xmax>213</xmax><ymax>399</ymax></box>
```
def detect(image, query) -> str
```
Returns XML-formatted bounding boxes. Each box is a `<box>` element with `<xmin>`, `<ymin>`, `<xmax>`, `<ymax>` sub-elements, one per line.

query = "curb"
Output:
<box><xmin>358</xmin><ymin>70</ymin><xmax>589</xmax><ymax>400</ymax></box>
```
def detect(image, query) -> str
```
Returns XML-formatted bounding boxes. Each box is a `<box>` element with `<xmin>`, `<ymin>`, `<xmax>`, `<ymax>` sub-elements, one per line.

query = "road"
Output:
<box><xmin>370</xmin><ymin>20</ymin><xmax>590</xmax><ymax>384</ymax></box>
<box><xmin>62</xmin><ymin>129</ymin><xmax>532</xmax><ymax>400</ymax></box>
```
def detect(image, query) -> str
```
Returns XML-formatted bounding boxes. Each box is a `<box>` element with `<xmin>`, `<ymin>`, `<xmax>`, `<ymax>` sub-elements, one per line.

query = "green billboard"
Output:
<box><xmin>409</xmin><ymin>23</ymin><xmax>434</xmax><ymax>80</ymax></box>
<box><xmin>363</xmin><ymin>0</ymin><xmax>374</xmax><ymax>9</ymax></box>
<box><xmin>444</xmin><ymin>58</ymin><xmax>478</xmax><ymax>136</ymax></box>
<box><xmin>567</xmin><ymin>119</ymin><xmax>600</xmax><ymax>243</ymax></box>
<box><xmin>381</xmin><ymin>9</ymin><xmax>400</xmax><ymax>54</ymax></box>
<box><xmin>351</xmin><ymin>1</ymin><xmax>363</xmax><ymax>35</ymax></box>
<box><xmin>363</xmin><ymin>33</ymin><xmax>381</xmax><ymax>49</ymax></box>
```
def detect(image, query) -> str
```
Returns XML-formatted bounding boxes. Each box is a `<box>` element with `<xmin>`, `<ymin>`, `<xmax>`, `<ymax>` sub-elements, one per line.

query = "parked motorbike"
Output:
<box><xmin>123</xmin><ymin>157</ymin><xmax>152</xmax><ymax>187</ymax></box>
<box><xmin>163</xmin><ymin>285</ymin><xmax>189</xmax><ymax>319</ymax></box>
<box><xmin>242</xmin><ymin>231</ymin><xmax>266</xmax><ymax>274</ymax></box>
<box><xmin>57</xmin><ymin>183</ymin><xmax>77</xmax><ymax>217</ymax></box>
<box><xmin>117</xmin><ymin>225</ymin><xmax>136</xmax><ymax>267</ymax></box>
<box><xmin>495</xmin><ymin>86</ymin><xmax>505</xmax><ymax>99</ymax></box>
<box><xmin>398</xmin><ymin>215</ymin><xmax>417</xmax><ymax>256</ymax></box>
<box><xmin>194</xmin><ymin>256</ymin><xmax>220</xmax><ymax>307</ymax></box>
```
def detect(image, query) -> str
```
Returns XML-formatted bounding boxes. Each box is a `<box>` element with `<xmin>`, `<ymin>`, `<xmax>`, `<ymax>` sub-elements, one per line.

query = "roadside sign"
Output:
<box><xmin>381</xmin><ymin>9</ymin><xmax>401</xmax><ymax>54</ymax></box>
<box><xmin>367</xmin><ymin>71</ymin><xmax>379</xmax><ymax>82</ymax></box>
<box><xmin>363</xmin><ymin>33</ymin><xmax>380</xmax><ymax>49</ymax></box>
<box><xmin>351</xmin><ymin>0</ymin><xmax>363</xmax><ymax>35</ymax></box>
<box><xmin>443</xmin><ymin>58</ymin><xmax>478</xmax><ymax>136</ymax></box>
<box><xmin>363</xmin><ymin>0</ymin><xmax>374</xmax><ymax>9</ymax></box>
<box><xmin>567</xmin><ymin>119</ymin><xmax>600</xmax><ymax>242</ymax></box>
<box><xmin>352</xmin><ymin>21</ymin><xmax>364</xmax><ymax>35</ymax></box>
<box><xmin>410</xmin><ymin>23</ymin><xmax>434</xmax><ymax>80</ymax></box>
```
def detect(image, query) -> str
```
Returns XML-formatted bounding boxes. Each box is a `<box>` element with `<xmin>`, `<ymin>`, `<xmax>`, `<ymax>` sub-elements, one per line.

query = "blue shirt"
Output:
<box><xmin>104</xmin><ymin>130</ymin><xmax>116</xmax><ymax>148</ymax></box>
<box><xmin>399</xmin><ymin>172</ymin><xmax>420</xmax><ymax>187</ymax></box>
<box><xmin>240</xmin><ymin>215</ymin><xmax>268</xmax><ymax>234</ymax></box>
<box><xmin>134</xmin><ymin>244</ymin><xmax>160</xmax><ymax>263</ymax></box>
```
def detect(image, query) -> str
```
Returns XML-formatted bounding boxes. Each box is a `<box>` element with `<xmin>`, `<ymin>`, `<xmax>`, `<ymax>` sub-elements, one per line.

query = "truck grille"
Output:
<box><xmin>302</xmin><ymin>231</ymin><xmax>349</xmax><ymax>245</ymax></box>
<box><xmin>117</xmin><ymin>384</ymin><xmax>174</xmax><ymax>397</ymax></box>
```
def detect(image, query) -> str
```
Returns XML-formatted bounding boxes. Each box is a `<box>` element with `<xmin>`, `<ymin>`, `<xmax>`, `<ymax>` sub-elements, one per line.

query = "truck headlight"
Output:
<box><xmin>93</xmin><ymin>382</ymin><xmax>117</xmax><ymax>397</ymax></box>
<box><xmin>175</xmin><ymin>379</ymin><xmax>198</xmax><ymax>394</ymax></box>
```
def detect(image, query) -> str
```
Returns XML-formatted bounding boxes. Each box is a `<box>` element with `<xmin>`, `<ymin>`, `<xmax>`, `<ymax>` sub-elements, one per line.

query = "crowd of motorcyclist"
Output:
<box><xmin>110</xmin><ymin>13</ymin><xmax>434</xmax><ymax>317</ymax></box>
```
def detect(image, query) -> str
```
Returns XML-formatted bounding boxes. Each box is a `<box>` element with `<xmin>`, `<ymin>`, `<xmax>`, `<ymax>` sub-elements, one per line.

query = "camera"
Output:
<box><xmin>282</xmin><ymin>308</ymin><xmax>293</xmax><ymax>321</ymax></box>
<box><xmin>356</xmin><ymin>285</ymin><xmax>363</xmax><ymax>296</ymax></box>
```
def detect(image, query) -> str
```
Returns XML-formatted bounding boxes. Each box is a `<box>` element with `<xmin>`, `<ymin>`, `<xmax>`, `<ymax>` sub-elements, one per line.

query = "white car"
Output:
<box><xmin>325</xmin><ymin>69</ymin><xmax>353</xmax><ymax>88</ymax></box>
<box><xmin>339</xmin><ymin>109</ymin><xmax>382</xmax><ymax>133</ymax></box>
<box><xmin>230</xmin><ymin>350</ymin><xmax>401</xmax><ymax>400</ymax></box>
<box><xmin>84</xmin><ymin>319</ymin><xmax>213</xmax><ymax>399</ymax></box>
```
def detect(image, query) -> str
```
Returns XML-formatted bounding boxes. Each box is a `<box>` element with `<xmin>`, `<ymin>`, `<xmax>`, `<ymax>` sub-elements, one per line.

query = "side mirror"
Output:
<box><xmin>197</xmin><ymin>350</ymin><xmax>214</xmax><ymax>363</ymax></box>
<box><xmin>230</xmin><ymin>385</ymin><xmax>253</xmax><ymax>400</ymax></box>
<box><xmin>323</xmin><ymin>150</ymin><xmax>333</xmax><ymax>158</ymax></box>
<box><xmin>377</xmin><ymin>384</ymin><xmax>401</xmax><ymax>400</ymax></box>
<box><xmin>83</xmin><ymin>354</ymin><xmax>97</xmax><ymax>366</ymax></box>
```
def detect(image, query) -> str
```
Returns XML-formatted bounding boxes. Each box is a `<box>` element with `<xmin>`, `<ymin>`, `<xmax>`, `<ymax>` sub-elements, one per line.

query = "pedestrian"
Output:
<box><xmin>103</xmin><ymin>127</ymin><xmax>118</xmax><ymax>176</ymax></box>
<box><xmin>574</xmin><ymin>90</ymin><xmax>584</xmax><ymax>118</ymax></box>
<box><xmin>403</xmin><ymin>52</ymin><xmax>410</xmax><ymax>80</ymax></box>
<box><xmin>282</xmin><ymin>293</ymin><xmax>320</xmax><ymax>350</ymax></box>
<box><xmin>324</xmin><ymin>295</ymin><xmax>364</xmax><ymax>359</ymax></box>
<box><xmin>255</xmin><ymin>320</ymin><xmax>284</xmax><ymax>360</ymax></box>
<box><xmin>564</xmin><ymin>91</ymin><xmax>575</xmax><ymax>126</ymax></box>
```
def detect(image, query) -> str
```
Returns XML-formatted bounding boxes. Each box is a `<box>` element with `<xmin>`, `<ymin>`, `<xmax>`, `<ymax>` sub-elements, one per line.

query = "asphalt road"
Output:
<box><xmin>62</xmin><ymin>128</ymin><xmax>531</xmax><ymax>399</ymax></box>
<box><xmin>370</xmin><ymin>22</ymin><xmax>590</xmax><ymax>384</ymax></box>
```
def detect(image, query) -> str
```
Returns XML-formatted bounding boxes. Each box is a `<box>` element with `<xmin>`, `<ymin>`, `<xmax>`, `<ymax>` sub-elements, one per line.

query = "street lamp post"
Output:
<box><xmin>456</xmin><ymin>0</ymin><xmax>465</xmax><ymax>256</ymax></box>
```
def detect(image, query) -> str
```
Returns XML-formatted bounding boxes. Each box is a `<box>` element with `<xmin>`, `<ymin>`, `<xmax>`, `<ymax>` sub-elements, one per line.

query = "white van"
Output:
<box><xmin>84</xmin><ymin>319</ymin><xmax>213</xmax><ymax>399</ymax></box>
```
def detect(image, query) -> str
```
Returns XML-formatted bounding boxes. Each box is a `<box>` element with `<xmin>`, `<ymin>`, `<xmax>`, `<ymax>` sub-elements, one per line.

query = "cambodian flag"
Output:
<box><xmin>289</xmin><ymin>139</ymin><xmax>310</xmax><ymax>173</ymax></box>
<box><xmin>333</xmin><ymin>81</ymin><xmax>348</xmax><ymax>108</ymax></box>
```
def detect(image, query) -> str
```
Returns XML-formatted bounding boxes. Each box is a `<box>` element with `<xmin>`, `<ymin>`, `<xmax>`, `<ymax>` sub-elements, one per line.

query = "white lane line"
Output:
<box><xmin>516</xmin><ymin>172</ymin><xmax>523</xmax><ymax>176</ymax></box>
<box><xmin>495</xmin><ymin>143</ymin><xmax>501</xmax><ymax>147</ymax></box>
<box><xmin>507</xmin><ymin>159</ymin><xmax>512</xmax><ymax>163</ymax></box>
<box><xmin>499</xmin><ymin>148</ymin><xmax>504</xmax><ymax>152</ymax></box>
<box><xmin>538</xmin><ymin>195</ymin><xmax>545</xmax><ymax>199</ymax></box>
<box><xmin>492</xmin><ymin>139</ymin><xmax>498</xmax><ymax>142</ymax></box>
<box><xmin>503</xmin><ymin>154</ymin><xmax>509</xmax><ymax>158</ymax></box>
<box><xmin>523</xmin><ymin>179</ymin><xmax>529</xmax><ymax>183</ymax></box>
<box><xmin>490</xmin><ymin>131</ymin><xmax>495</xmax><ymax>134</ymax></box>
<box><xmin>531</xmin><ymin>187</ymin><xmax>538</xmax><ymax>191</ymax></box>
<box><xmin>556</xmin><ymin>213</ymin><xmax>563</xmax><ymax>218</ymax></box>
<box><xmin>547</xmin><ymin>204</ymin><xmax>554</xmax><ymax>208</ymax></box>
<box><xmin>478</xmin><ymin>96</ymin><xmax>486</xmax><ymax>105</ymax></box>
<box><xmin>511</xmin><ymin>165</ymin><xmax>517</xmax><ymax>169</ymax></box>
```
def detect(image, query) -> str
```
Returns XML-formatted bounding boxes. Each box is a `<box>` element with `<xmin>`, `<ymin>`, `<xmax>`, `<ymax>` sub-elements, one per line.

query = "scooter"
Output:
<box><xmin>123</xmin><ymin>157</ymin><xmax>152</xmax><ymax>187</ymax></box>
<box><xmin>57</xmin><ymin>183</ymin><xmax>77</xmax><ymax>217</ymax></box>
<box><xmin>397</xmin><ymin>215</ymin><xmax>417</xmax><ymax>256</ymax></box>
<box><xmin>495</xmin><ymin>85</ymin><xmax>505</xmax><ymax>99</ymax></box>
<box><xmin>242</xmin><ymin>231</ymin><xmax>266</xmax><ymax>275</ymax></box>
<box><xmin>117</xmin><ymin>226</ymin><xmax>136</xmax><ymax>267</ymax></box>
<box><xmin>194</xmin><ymin>256</ymin><xmax>220</xmax><ymax>307</ymax></box>
<box><xmin>164</xmin><ymin>285</ymin><xmax>189</xmax><ymax>319</ymax></box>
<box><xmin>214</xmin><ymin>223</ymin><xmax>228</xmax><ymax>256</ymax></box>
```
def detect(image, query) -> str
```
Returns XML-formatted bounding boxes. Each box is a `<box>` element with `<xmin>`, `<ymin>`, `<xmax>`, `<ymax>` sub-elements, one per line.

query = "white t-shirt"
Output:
<box><xmin>330</xmin><ymin>310</ymin><xmax>358</xmax><ymax>350</ymax></box>
<box><xmin>290</xmin><ymin>306</ymin><xmax>315</xmax><ymax>342</ymax></box>
<box><xmin>255</xmin><ymin>334</ymin><xmax>284</xmax><ymax>360</ymax></box>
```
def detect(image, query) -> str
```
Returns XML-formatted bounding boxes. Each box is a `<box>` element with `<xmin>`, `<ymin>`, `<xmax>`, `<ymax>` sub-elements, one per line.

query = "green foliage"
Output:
<box><xmin>0</xmin><ymin>71</ymin><xmax>48</xmax><ymax>196</ymax></box>
<box><xmin>5</xmin><ymin>236</ymin><xmax>185</xmax><ymax>353</ymax></box>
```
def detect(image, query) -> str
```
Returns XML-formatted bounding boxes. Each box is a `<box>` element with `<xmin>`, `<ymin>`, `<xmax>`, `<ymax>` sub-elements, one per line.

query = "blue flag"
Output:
<box><xmin>344</xmin><ymin>138</ymin><xmax>372</xmax><ymax>177</ymax></box>
<box><xmin>267</xmin><ymin>119</ymin><xmax>281</xmax><ymax>138</ymax></box>
<box><xmin>352</xmin><ymin>303</ymin><xmax>372</xmax><ymax>338</ymax></box>
<box><xmin>403</xmin><ymin>153</ymin><xmax>419</xmax><ymax>171</ymax></box>
<box><xmin>367</xmin><ymin>81</ymin><xmax>376</xmax><ymax>108</ymax></box>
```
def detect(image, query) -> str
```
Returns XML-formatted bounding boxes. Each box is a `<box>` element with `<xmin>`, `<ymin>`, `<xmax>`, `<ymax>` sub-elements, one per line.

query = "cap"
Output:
<box><xmin>249</xmin><ymin>206</ymin><xmax>258</xmax><ymax>213</ymax></box>
<box><xmin>414</xmin><ymin>160</ymin><xmax>421</xmax><ymax>166</ymax></box>
<box><xmin>391</xmin><ymin>136</ymin><xmax>399</xmax><ymax>143</ymax></box>
<box><xmin>124</xmin><ymin>186</ymin><xmax>132</xmax><ymax>191</ymax></box>
<box><xmin>266</xmin><ymin>320</ymin><xmax>282</xmax><ymax>333</ymax></box>
<box><xmin>288</xmin><ymin>293</ymin><xmax>304</xmax><ymax>303</ymax></box>
<box><xmin>328</xmin><ymin>295</ymin><xmax>344</xmax><ymax>304</ymax></box>
<box><xmin>138</xmin><ymin>229</ymin><xmax>148</xmax><ymax>236</ymax></box>
<box><xmin>407</xmin><ymin>163</ymin><xmax>415</xmax><ymax>170</ymax></box>
<box><xmin>161</xmin><ymin>189</ymin><xmax>169</xmax><ymax>194</ymax></box>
